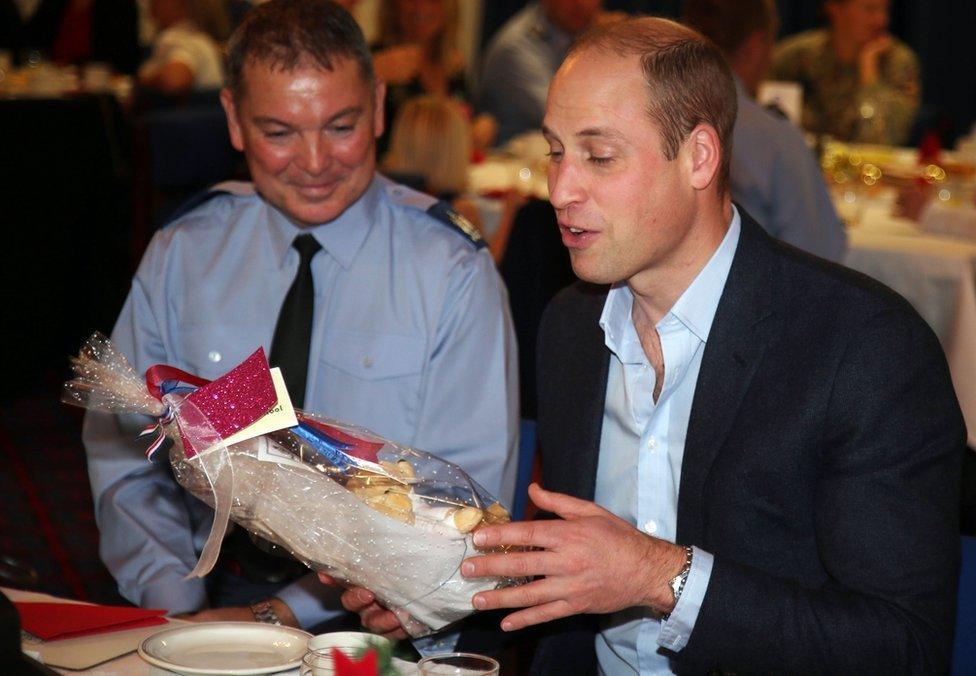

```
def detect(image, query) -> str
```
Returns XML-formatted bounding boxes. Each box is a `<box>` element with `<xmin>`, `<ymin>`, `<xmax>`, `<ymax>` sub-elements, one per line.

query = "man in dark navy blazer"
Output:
<box><xmin>455</xmin><ymin>16</ymin><xmax>965</xmax><ymax>674</ymax></box>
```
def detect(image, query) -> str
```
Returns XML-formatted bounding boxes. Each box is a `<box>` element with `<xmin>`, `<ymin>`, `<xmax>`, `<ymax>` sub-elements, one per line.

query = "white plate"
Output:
<box><xmin>138</xmin><ymin>621</ymin><xmax>312</xmax><ymax>675</ymax></box>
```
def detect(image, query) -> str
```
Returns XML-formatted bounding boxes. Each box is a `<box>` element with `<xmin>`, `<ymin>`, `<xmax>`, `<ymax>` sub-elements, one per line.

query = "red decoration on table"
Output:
<box><xmin>15</xmin><ymin>601</ymin><xmax>167</xmax><ymax>641</ymax></box>
<box><xmin>332</xmin><ymin>647</ymin><xmax>379</xmax><ymax>676</ymax></box>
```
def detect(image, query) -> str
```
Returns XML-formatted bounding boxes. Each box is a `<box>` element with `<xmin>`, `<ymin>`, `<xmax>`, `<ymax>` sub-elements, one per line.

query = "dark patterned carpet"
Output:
<box><xmin>0</xmin><ymin>369</ymin><xmax>125</xmax><ymax>606</ymax></box>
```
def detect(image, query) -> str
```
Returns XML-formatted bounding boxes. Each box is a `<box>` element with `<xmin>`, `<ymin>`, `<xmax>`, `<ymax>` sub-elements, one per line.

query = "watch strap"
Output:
<box><xmin>250</xmin><ymin>599</ymin><xmax>283</xmax><ymax>625</ymax></box>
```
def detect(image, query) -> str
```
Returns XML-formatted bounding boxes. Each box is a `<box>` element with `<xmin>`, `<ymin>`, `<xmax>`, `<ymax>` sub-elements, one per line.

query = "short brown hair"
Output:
<box><xmin>682</xmin><ymin>0</ymin><xmax>778</xmax><ymax>57</ymax></box>
<box><xmin>569</xmin><ymin>17</ymin><xmax>737</xmax><ymax>190</ymax></box>
<box><xmin>226</xmin><ymin>0</ymin><xmax>375</xmax><ymax>98</ymax></box>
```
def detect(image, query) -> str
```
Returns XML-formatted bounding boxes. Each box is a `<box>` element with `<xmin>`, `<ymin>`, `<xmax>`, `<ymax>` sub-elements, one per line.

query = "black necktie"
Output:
<box><xmin>232</xmin><ymin>234</ymin><xmax>322</xmax><ymax>583</ymax></box>
<box><xmin>269</xmin><ymin>234</ymin><xmax>321</xmax><ymax>409</ymax></box>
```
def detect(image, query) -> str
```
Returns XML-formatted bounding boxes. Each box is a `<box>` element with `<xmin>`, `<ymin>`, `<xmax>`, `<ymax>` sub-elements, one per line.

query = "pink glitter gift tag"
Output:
<box><xmin>181</xmin><ymin>348</ymin><xmax>278</xmax><ymax>458</ymax></box>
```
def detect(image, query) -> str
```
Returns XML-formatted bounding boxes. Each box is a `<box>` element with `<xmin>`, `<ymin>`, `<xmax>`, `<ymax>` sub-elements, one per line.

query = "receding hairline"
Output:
<box><xmin>231</xmin><ymin>51</ymin><xmax>375</xmax><ymax>101</ymax></box>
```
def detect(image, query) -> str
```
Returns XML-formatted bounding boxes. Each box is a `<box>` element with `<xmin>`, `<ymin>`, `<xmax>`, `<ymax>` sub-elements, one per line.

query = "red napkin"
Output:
<box><xmin>16</xmin><ymin>601</ymin><xmax>167</xmax><ymax>641</ymax></box>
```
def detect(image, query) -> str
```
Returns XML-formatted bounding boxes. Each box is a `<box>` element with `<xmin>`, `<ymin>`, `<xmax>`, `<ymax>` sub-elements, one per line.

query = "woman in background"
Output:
<box><xmin>384</xmin><ymin>95</ymin><xmax>482</xmax><ymax>228</ymax></box>
<box><xmin>373</xmin><ymin>0</ymin><xmax>496</xmax><ymax>151</ymax></box>
<box><xmin>138</xmin><ymin>0</ymin><xmax>228</xmax><ymax>95</ymax></box>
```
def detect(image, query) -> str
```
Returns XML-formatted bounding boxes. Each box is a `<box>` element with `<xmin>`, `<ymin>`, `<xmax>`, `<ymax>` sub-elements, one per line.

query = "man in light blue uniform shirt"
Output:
<box><xmin>684</xmin><ymin>0</ymin><xmax>847</xmax><ymax>262</ymax></box>
<box><xmin>83</xmin><ymin>0</ymin><xmax>517</xmax><ymax>631</ymax></box>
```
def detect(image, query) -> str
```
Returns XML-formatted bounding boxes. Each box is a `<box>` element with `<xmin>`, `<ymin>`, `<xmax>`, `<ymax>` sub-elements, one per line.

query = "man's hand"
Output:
<box><xmin>317</xmin><ymin>573</ymin><xmax>409</xmax><ymax>640</ymax></box>
<box><xmin>859</xmin><ymin>35</ymin><xmax>893</xmax><ymax>86</ymax></box>
<box><xmin>460</xmin><ymin>483</ymin><xmax>686</xmax><ymax>632</ymax></box>
<box><xmin>175</xmin><ymin>598</ymin><xmax>299</xmax><ymax>627</ymax></box>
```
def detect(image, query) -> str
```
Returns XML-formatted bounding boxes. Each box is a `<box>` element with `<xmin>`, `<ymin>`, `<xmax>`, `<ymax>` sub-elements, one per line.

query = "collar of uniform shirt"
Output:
<box><xmin>599</xmin><ymin>205</ymin><xmax>742</xmax><ymax>361</ymax></box>
<box><xmin>265</xmin><ymin>175</ymin><xmax>383</xmax><ymax>270</ymax></box>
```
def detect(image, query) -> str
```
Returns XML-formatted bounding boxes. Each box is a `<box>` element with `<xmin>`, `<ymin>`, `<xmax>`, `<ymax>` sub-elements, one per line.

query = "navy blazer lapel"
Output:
<box><xmin>676</xmin><ymin>213</ymin><xmax>780</xmax><ymax>545</ymax></box>
<box><xmin>537</xmin><ymin>283</ymin><xmax>610</xmax><ymax>502</ymax></box>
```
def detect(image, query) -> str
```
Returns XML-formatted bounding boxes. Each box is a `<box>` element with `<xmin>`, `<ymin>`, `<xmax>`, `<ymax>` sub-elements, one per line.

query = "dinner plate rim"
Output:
<box><xmin>137</xmin><ymin>621</ymin><xmax>312</xmax><ymax>675</ymax></box>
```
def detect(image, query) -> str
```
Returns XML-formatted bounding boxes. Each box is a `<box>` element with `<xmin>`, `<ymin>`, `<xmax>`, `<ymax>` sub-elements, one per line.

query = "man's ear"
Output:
<box><xmin>220</xmin><ymin>88</ymin><xmax>245</xmax><ymax>152</ymax></box>
<box><xmin>373</xmin><ymin>80</ymin><xmax>386</xmax><ymax>139</ymax></box>
<box><xmin>686</xmin><ymin>123</ymin><xmax>722</xmax><ymax>191</ymax></box>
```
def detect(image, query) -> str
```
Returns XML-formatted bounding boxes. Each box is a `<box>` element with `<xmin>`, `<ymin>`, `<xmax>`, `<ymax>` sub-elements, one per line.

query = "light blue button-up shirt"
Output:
<box><xmin>594</xmin><ymin>209</ymin><xmax>740</xmax><ymax>674</ymax></box>
<box><xmin>83</xmin><ymin>175</ymin><xmax>519</xmax><ymax>628</ymax></box>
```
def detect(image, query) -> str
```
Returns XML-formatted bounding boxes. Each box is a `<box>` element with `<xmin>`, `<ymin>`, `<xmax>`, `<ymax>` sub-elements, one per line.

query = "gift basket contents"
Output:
<box><xmin>63</xmin><ymin>333</ymin><xmax>522</xmax><ymax>637</ymax></box>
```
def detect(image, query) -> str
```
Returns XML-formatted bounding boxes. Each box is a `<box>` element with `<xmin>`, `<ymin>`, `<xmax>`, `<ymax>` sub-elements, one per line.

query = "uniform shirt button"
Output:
<box><xmin>644</xmin><ymin>520</ymin><xmax>658</xmax><ymax>534</ymax></box>
<box><xmin>208</xmin><ymin>351</ymin><xmax>221</xmax><ymax>363</ymax></box>
<box><xmin>647</xmin><ymin>437</ymin><xmax>657</xmax><ymax>450</ymax></box>
<box><xmin>362</xmin><ymin>355</ymin><xmax>373</xmax><ymax>368</ymax></box>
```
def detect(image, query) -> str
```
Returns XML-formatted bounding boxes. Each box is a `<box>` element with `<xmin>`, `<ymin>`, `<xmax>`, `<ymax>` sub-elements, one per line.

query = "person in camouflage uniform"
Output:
<box><xmin>770</xmin><ymin>0</ymin><xmax>919</xmax><ymax>145</ymax></box>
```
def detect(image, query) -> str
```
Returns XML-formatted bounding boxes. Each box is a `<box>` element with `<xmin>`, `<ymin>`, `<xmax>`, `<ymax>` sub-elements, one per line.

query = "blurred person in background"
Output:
<box><xmin>684</xmin><ymin>0</ymin><xmax>847</xmax><ymax>261</ymax></box>
<box><xmin>383</xmin><ymin>94</ymin><xmax>484</xmax><ymax>232</ymax></box>
<box><xmin>138</xmin><ymin>0</ymin><xmax>229</xmax><ymax>94</ymax></box>
<box><xmin>479</xmin><ymin>0</ymin><xmax>625</xmax><ymax>146</ymax></box>
<box><xmin>12</xmin><ymin>0</ymin><xmax>140</xmax><ymax>73</ymax></box>
<box><xmin>372</xmin><ymin>0</ymin><xmax>496</xmax><ymax>152</ymax></box>
<box><xmin>770</xmin><ymin>0</ymin><xmax>919</xmax><ymax>145</ymax></box>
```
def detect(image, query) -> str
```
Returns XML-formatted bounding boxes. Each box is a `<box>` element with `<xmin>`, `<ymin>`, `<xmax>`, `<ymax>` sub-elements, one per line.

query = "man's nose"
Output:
<box><xmin>548</xmin><ymin>158</ymin><xmax>584</xmax><ymax>211</ymax></box>
<box><xmin>299</xmin><ymin>134</ymin><xmax>329</xmax><ymax>174</ymax></box>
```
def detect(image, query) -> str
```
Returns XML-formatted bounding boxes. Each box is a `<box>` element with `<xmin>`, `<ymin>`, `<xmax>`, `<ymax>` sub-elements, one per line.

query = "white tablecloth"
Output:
<box><xmin>845</xmin><ymin>211</ymin><xmax>976</xmax><ymax>446</ymax></box>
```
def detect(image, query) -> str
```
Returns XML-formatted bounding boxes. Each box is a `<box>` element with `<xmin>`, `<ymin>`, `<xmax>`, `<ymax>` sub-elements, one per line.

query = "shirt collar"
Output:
<box><xmin>266</xmin><ymin>175</ymin><xmax>381</xmax><ymax>270</ymax></box>
<box><xmin>599</xmin><ymin>206</ymin><xmax>741</xmax><ymax>356</ymax></box>
<box><xmin>670</xmin><ymin>206</ymin><xmax>741</xmax><ymax>342</ymax></box>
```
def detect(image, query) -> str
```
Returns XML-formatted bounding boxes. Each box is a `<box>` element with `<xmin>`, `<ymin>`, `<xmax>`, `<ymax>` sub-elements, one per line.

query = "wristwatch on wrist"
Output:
<box><xmin>250</xmin><ymin>599</ymin><xmax>283</xmax><ymax>625</ymax></box>
<box><xmin>663</xmin><ymin>545</ymin><xmax>694</xmax><ymax>621</ymax></box>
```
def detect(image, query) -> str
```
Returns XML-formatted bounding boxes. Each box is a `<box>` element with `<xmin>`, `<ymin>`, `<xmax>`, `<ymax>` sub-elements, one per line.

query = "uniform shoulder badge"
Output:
<box><xmin>426</xmin><ymin>200</ymin><xmax>486</xmax><ymax>250</ymax></box>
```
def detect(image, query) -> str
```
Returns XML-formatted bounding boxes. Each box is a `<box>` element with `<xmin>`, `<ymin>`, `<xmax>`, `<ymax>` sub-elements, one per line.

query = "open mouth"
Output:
<box><xmin>559</xmin><ymin>223</ymin><xmax>596</xmax><ymax>247</ymax></box>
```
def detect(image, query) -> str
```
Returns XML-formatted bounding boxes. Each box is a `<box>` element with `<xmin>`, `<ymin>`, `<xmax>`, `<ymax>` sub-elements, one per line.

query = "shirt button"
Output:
<box><xmin>647</xmin><ymin>437</ymin><xmax>657</xmax><ymax>450</ymax></box>
<box><xmin>362</xmin><ymin>355</ymin><xmax>373</xmax><ymax>368</ymax></box>
<box><xmin>644</xmin><ymin>520</ymin><xmax>658</xmax><ymax>534</ymax></box>
<box><xmin>208</xmin><ymin>351</ymin><xmax>222</xmax><ymax>363</ymax></box>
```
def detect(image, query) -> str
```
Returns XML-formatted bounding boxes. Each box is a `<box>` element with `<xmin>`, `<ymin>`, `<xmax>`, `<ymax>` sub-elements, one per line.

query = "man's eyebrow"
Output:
<box><xmin>252</xmin><ymin>105</ymin><xmax>363</xmax><ymax>127</ymax></box>
<box><xmin>576</xmin><ymin>126</ymin><xmax>625</xmax><ymax>141</ymax></box>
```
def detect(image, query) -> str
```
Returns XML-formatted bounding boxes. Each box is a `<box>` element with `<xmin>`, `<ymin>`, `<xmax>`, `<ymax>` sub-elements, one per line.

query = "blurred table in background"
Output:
<box><xmin>844</xmin><ymin>203</ymin><xmax>976</xmax><ymax>446</ymax></box>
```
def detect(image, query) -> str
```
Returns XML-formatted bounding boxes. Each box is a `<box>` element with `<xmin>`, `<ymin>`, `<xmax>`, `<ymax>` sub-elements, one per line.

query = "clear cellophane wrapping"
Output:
<box><xmin>64</xmin><ymin>333</ymin><xmax>521</xmax><ymax>637</ymax></box>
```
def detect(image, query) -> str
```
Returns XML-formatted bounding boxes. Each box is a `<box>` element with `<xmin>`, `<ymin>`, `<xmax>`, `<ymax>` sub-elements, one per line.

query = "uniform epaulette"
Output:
<box><xmin>426</xmin><ymin>200</ymin><xmax>486</xmax><ymax>249</ymax></box>
<box><xmin>163</xmin><ymin>181</ymin><xmax>256</xmax><ymax>226</ymax></box>
<box><xmin>385</xmin><ymin>180</ymin><xmax>486</xmax><ymax>249</ymax></box>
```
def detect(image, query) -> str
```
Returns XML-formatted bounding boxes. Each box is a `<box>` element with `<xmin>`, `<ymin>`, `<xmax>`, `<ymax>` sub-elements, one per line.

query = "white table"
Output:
<box><xmin>845</xmin><ymin>210</ymin><xmax>976</xmax><ymax>446</ymax></box>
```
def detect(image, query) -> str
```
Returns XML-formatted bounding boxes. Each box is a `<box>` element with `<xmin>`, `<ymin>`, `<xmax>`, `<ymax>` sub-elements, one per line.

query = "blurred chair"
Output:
<box><xmin>512</xmin><ymin>419</ymin><xmax>537</xmax><ymax>521</ymax></box>
<box><xmin>953</xmin><ymin>535</ymin><xmax>976</xmax><ymax>674</ymax></box>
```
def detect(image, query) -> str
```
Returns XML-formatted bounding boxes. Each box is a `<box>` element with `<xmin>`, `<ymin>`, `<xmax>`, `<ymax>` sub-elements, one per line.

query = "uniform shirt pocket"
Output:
<box><xmin>315</xmin><ymin>330</ymin><xmax>427</xmax><ymax>439</ymax></box>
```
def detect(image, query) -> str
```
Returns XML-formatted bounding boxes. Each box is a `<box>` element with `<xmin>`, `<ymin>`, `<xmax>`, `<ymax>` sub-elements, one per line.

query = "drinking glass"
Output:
<box><xmin>417</xmin><ymin>652</ymin><xmax>500</xmax><ymax>675</ymax></box>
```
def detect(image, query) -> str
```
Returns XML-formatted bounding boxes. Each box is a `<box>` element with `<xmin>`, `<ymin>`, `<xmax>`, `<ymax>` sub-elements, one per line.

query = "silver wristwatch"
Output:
<box><xmin>250</xmin><ymin>599</ymin><xmax>283</xmax><ymax>625</ymax></box>
<box><xmin>664</xmin><ymin>546</ymin><xmax>694</xmax><ymax>620</ymax></box>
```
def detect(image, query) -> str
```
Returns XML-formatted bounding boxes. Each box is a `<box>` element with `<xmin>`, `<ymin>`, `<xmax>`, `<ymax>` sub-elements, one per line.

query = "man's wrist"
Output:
<box><xmin>644</xmin><ymin>540</ymin><xmax>689</xmax><ymax>614</ymax></box>
<box><xmin>250</xmin><ymin>598</ymin><xmax>299</xmax><ymax>628</ymax></box>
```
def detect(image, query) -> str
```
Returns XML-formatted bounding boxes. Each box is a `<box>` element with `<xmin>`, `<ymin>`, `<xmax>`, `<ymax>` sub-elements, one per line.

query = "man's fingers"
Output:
<box><xmin>528</xmin><ymin>483</ymin><xmax>606</xmax><ymax>521</ymax></box>
<box><xmin>359</xmin><ymin>605</ymin><xmax>403</xmax><ymax>634</ymax></box>
<box><xmin>499</xmin><ymin>600</ymin><xmax>577</xmax><ymax>632</ymax></box>
<box><xmin>317</xmin><ymin>572</ymin><xmax>339</xmax><ymax>587</ymax></box>
<box><xmin>472</xmin><ymin>516</ymin><xmax>565</xmax><ymax>550</ymax></box>
<box><xmin>470</xmin><ymin>577</ymin><xmax>573</xmax><ymax>613</ymax></box>
<box><xmin>339</xmin><ymin>587</ymin><xmax>376</xmax><ymax>612</ymax></box>
<box><xmin>462</xmin><ymin>550</ymin><xmax>560</xmax><ymax>580</ymax></box>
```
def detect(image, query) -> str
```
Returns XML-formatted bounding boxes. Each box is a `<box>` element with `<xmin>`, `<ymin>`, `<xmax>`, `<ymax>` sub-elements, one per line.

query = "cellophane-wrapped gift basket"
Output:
<box><xmin>63</xmin><ymin>333</ymin><xmax>521</xmax><ymax>637</ymax></box>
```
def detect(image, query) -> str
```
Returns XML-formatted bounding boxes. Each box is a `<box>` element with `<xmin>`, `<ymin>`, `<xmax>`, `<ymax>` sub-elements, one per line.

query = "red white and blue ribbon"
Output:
<box><xmin>138</xmin><ymin>404</ymin><xmax>176</xmax><ymax>460</ymax></box>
